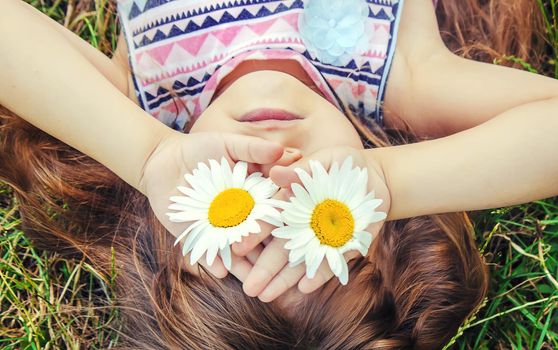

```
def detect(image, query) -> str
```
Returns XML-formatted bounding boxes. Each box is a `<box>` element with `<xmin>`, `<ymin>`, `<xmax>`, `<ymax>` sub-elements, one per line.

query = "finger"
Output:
<box><xmin>258</xmin><ymin>263</ymin><xmax>306</xmax><ymax>303</ymax></box>
<box><xmin>298</xmin><ymin>258</ymin><xmax>333</xmax><ymax>294</ymax></box>
<box><xmin>298</xmin><ymin>251</ymin><xmax>359</xmax><ymax>293</ymax></box>
<box><xmin>245</xmin><ymin>244</ymin><xmax>264</xmax><ymax>265</ymax></box>
<box><xmin>222</xmin><ymin>133</ymin><xmax>284</xmax><ymax>164</ymax></box>
<box><xmin>242</xmin><ymin>238</ymin><xmax>289</xmax><ymax>297</ymax></box>
<box><xmin>231</xmin><ymin>189</ymin><xmax>291</xmax><ymax>256</ymax></box>
<box><xmin>196</xmin><ymin>253</ymin><xmax>228</xmax><ymax>279</ymax></box>
<box><xmin>259</xmin><ymin>147</ymin><xmax>302</xmax><ymax>177</ymax></box>
<box><xmin>214</xmin><ymin>244</ymin><xmax>265</xmax><ymax>283</ymax></box>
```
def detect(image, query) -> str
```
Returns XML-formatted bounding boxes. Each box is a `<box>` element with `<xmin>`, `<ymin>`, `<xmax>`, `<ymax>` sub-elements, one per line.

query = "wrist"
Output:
<box><xmin>137</xmin><ymin>126</ymin><xmax>182</xmax><ymax>196</ymax></box>
<box><xmin>361</xmin><ymin>148</ymin><xmax>393</xmax><ymax>220</ymax></box>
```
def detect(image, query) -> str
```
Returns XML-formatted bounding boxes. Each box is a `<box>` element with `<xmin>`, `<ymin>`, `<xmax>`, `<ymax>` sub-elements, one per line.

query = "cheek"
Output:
<box><xmin>301</xmin><ymin>116</ymin><xmax>364</xmax><ymax>155</ymax></box>
<box><xmin>189</xmin><ymin>110</ymin><xmax>232</xmax><ymax>134</ymax></box>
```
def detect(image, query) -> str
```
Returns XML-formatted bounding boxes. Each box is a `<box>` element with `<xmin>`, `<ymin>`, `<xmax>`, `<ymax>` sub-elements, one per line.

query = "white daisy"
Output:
<box><xmin>271</xmin><ymin>157</ymin><xmax>387</xmax><ymax>285</ymax></box>
<box><xmin>166</xmin><ymin>158</ymin><xmax>283</xmax><ymax>270</ymax></box>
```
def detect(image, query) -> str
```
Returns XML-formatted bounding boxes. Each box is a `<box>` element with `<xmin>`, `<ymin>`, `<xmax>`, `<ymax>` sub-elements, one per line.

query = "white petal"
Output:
<box><xmin>309</xmin><ymin>160</ymin><xmax>328</xmax><ymax>201</ymax></box>
<box><xmin>326</xmin><ymin>248</ymin><xmax>342</xmax><ymax>276</ymax></box>
<box><xmin>181</xmin><ymin>221</ymin><xmax>209</xmax><ymax>255</ymax></box>
<box><xmin>371</xmin><ymin>211</ymin><xmax>388</xmax><ymax>222</ymax></box>
<box><xmin>177</xmin><ymin>186</ymin><xmax>210</xmax><ymax>203</ymax></box>
<box><xmin>220</xmin><ymin>244</ymin><xmax>232</xmax><ymax>270</ymax></box>
<box><xmin>232</xmin><ymin>161</ymin><xmax>248</xmax><ymax>188</ymax></box>
<box><xmin>338</xmin><ymin>258</ymin><xmax>349</xmax><ymax>285</ymax></box>
<box><xmin>304</xmin><ymin>239</ymin><xmax>321</xmax><ymax>267</ymax></box>
<box><xmin>174</xmin><ymin>220</ymin><xmax>204</xmax><ymax>246</ymax></box>
<box><xmin>284</xmin><ymin>230</ymin><xmax>314</xmax><ymax>249</ymax></box>
<box><xmin>169</xmin><ymin>196</ymin><xmax>209</xmax><ymax>209</ymax></box>
<box><xmin>294</xmin><ymin>168</ymin><xmax>320</xmax><ymax>203</ymax></box>
<box><xmin>220</xmin><ymin>157</ymin><xmax>234</xmax><ymax>188</ymax></box>
<box><xmin>260</xmin><ymin>215</ymin><xmax>284</xmax><ymax>228</ymax></box>
<box><xmin>354</xmin><ymin>216</ymin><xmax>370</xmax><ymax>232</ymax></box>
<box><xmin>327</xmin><ymin>161</ymin><xmax>339</xmax><ymax>198</ymax></box>
<box><xmin>184</xmin><ymin>172</ymin><xmax>215</xmax><ymax>198</ymax></box>
<box><xmin>343</xmin><ymin>169</ymin><xmax>367</xmax><ymax>206</ymax></box>
<box><xmin>209</xmin><ymin>159</ymin><xmax>226</xmax><ymax>192</ymax></box>
<box><xmin>281</xmin><ymin>209</ymin><xmax>310</xmax><ymax>226</ymax></box>
<box><xmin>260</xmin><ymin>215</ymin><xmax>284</xmax><ymax>227</ymax></box>
<box><xmin>339</xmin><ymin>157</ymin><xmax>354</xmax><ymax>177</ymax></box>
<box><xmin>288</xmin><ymin>197</ymin><xmax>313</xmax><ymax>216</ymax></box>
<box><xmin>260</xmin><ymin>198</ymin><xmax>289</xmax><ymax>210</ymax></box>
<box><xmin>189</xmin><ymin>233</ymin><xmax>211</xmax><ymax>265</ymax></box>
<box><xmin>167</xmin><ymin>203</ymin><xmax>206</xmax><ymax>212</ymax></box>
<box><xmin>206</xmin><ymin>240</ymin><xmax>220</xmax><ymax>266</ymax></box>
<box><xmin>197</xmin><ymin>162</ymin><xmax>212</xmax><ymax>178</ymax></box>
<box><xmin>272</xmin><ymin>226</ymin><xmax>299</xmax><ymax>239</ymax></box>
<box><xmin>225</xmin><ymin>227</ymin><xmax>244</xmax><ymax>245</ymax></box>
<box><xmin>288</xmin><ymin>254</ymin><xmax>306</xmax><ymax>267</ymax></box>
<box><xmin>245</xmin><ymin>219</ymin><xmax>261</xmax><ymax>234</ymax></box>
<box><xmin>307</xmin><ymin>245</ymin><xmax>327</xmax><ymax>279</ymax></box>
<box><xmin>168</xmin><ymin>210</ymin><xmax>207</xmax><ymax>223</ymax></box>
<box><xmin>243</xmin><ymin>173</ymin><xmax>264</xmax><ymax>191</ymax></box>
<box><xmin>249</xmin><ymin>179</ymin><xmax>278</xmax><ymax>200</ymax></box>
<box><xmin>288</xmin><ymin>247</ymin><xmax>307</xmax><ymax>266</ymax></box>
<box><xmin>291</xmin><ymin>183</ymin><xmax>315</xmax><ymax>208</ymax></box>
<box><xmin>253</xmin><ymin>203</ymin><xmax>282</xmax><ymax>221</ymax></box>
<box><xmin>341</xmin><ymin>237</ymin><xmax>369</xmax><ymax>257</ymax></box>
<box><xmin>355</xmin><ymin>231</ymin><xmax>373</xmax><ymax>250</ymax></box>
<box><xmin>353</xmin><ymin>199</ymin><xmax>384</xmax><ymax>221</ymax></box>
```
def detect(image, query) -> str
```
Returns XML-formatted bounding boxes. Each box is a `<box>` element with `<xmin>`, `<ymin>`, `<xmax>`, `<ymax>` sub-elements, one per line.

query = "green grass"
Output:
<box><xmin>1</xmin><ymin>0</ymin><xmax>558</xmax><ymax>348</ymax></box>
<box><xmin>0</xmin><ymin>186</ymin><xmax>121</xmax><ymax>349</ymax></box>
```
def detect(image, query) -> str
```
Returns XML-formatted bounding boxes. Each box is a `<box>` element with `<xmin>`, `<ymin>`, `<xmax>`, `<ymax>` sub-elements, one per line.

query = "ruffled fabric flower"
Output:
<box><xmin>271</xmin><ymin>157</ymin><xmax>387</xmax><ymax>285</ymax></box>
<box><xmin>166</xmin><ymin>158</ymin><xmax>283</xmax><ymax>270</ymax></box>
<box><xmin>299</xmin><ymin>0</ymin><xmax>370</xmax><ymax>66</ymax></box>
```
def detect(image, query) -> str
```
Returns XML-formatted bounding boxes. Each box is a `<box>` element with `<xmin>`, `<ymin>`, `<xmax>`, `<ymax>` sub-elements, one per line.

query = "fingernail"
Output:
<box><xmin>285</xmin><ymin>147</ymin><xmax>299</xmax><ymax>154</ymax></box>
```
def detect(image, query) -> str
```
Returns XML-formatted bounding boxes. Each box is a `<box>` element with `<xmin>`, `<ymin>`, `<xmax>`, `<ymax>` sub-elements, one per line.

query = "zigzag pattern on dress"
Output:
<box><xmin>132</xmin><ymin>0</ymin><xmax>300</xmax><ymax>36</ymax></box>
<box><xmin>116</xmin><ymin>0</ymin><xmax>403</xmax><ymax>131</ymax></box>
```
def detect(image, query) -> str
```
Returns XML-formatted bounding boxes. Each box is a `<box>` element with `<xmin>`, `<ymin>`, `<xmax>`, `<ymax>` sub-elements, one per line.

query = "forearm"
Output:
<box><xmin>0</xmin><ymin>0</ymin><xmax>174</xmax><ymax>193</ymax></box>
<box><xmin>369</xmin><ymin>97</ymin><xmax>558</xmax><ymax>220</ymax></box>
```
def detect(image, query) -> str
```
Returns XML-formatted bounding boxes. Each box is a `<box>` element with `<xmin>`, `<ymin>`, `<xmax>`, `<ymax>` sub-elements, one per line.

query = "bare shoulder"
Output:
<box><xmin>383</xmin><ymin>0</ymin><xmax>450</xmax><ymax>129</ymax></box>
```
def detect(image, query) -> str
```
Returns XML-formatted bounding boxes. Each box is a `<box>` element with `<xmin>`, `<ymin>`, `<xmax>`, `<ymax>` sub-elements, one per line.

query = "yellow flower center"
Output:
<box><xmin>310</xmin><ymin>199</ymin><xmax>354</xmax><ymax>247</ymax></box>
<box><xmin>208</xmin><ymin>188</ymin><xmax>255</xmax><ymax>228</ymax></box>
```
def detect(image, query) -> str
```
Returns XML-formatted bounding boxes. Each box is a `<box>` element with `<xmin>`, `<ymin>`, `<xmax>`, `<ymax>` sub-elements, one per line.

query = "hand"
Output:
<box><xmin>138</xmin><ymin>131</ymin><xmax>287</xmax><ymax>279</ymax></box>
<box><xmin>239</xmin><ymin>146</ymin><xmax>391</xmax><ymax>302</ymax></box>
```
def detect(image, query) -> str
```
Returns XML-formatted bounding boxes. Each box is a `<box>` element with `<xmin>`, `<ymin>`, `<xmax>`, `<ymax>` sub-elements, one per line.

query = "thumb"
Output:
<box><xmin>222</xmin><ymin>133</ymin><xmax>284</xmax><ymax>164</ymax></box>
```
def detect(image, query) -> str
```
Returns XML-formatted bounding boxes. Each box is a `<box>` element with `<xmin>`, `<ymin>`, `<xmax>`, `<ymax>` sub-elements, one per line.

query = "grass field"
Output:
<box><xmin>1</xmin><ymin>0</ymin><xmax>558</xmax><ymax>349</ymax></box>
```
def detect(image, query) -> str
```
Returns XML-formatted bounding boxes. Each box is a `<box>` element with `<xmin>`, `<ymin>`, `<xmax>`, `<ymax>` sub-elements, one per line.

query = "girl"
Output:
<box><xmin>0</xmin><ymin>0</ymin><xmax>555</xmax><ymax>348</ymax></box>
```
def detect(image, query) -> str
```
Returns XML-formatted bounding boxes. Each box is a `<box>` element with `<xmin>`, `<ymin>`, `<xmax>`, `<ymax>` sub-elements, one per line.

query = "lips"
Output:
<box><xmin>239</xmin><ymin>108</ymin><xmax>303</xmax><ymax>122</ymax></box>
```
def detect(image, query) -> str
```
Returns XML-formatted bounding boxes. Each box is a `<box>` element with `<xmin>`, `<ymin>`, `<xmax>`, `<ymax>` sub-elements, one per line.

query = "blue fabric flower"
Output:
<box><xmin>299</xmin><ymin>0</ymin><xmax>370</xmax><ymax>66</ymax></box>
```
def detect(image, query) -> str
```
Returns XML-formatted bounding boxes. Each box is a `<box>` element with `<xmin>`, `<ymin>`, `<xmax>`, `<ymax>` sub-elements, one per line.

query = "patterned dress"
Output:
<box><xmin>116</xmin><ymin>0</ymin><xmax>410</xmax><ymax>131</ymax></box>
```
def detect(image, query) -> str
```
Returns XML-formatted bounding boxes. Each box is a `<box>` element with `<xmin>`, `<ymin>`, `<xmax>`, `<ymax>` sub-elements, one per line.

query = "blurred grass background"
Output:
<box><xmin>1</xmin><ymin>0</ymin><xmax>557</xmax><ymax>348</ymax></box>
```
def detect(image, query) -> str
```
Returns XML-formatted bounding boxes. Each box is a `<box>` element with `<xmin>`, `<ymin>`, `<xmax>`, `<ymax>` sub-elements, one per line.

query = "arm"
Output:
<box><xmin>373</xmin><ymin>0</ymin><xmax>558</xmax><ymax>219</ymax></box>
<box><xmin>385</xmin><ymin>0</ymin><xmax>558</xmax><ymax>137</ymax></box>
<box><xmin>369</xmin><ymin>98</ymin><xmax>558</xmax><ymax>219</ymax></box>
<box><xmin>0</xmin><ymin>0</ymin><xmax>174</xmax><ymax>193</ymax></box>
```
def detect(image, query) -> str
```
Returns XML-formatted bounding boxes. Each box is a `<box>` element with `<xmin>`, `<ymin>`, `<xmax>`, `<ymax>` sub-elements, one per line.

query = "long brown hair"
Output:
<box><xmin>0</xmin><ymin>107</ymin><xmax>488</xmax><ymax>349</ymax></box>
<box><xmin>436</xmin><ymin>0</ymin><xmax>547</xmax><ymax>69</ymax></box>
<box><xmin>1</xmin><ymin>0</ymin><xmax>545</xmax><ymax>348</ymax></box>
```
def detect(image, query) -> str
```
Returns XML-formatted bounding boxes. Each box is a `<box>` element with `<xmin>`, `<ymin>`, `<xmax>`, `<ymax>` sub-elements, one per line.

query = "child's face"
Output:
<box><xmin>189</xmin><ymin>65</ymin><xmax>364</xmax><ymax>156</ymax></box>
<box><xmin>189</xmin><ymin>64</ymin><xmax>365</xmax><ymax>307</ymax></box>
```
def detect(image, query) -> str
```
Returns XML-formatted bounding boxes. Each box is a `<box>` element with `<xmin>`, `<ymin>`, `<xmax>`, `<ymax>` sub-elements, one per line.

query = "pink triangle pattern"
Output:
<box><xmin>177</xmin><ymin>33</ymin><xmax>210</xmax><ymax>56</ymax></box>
